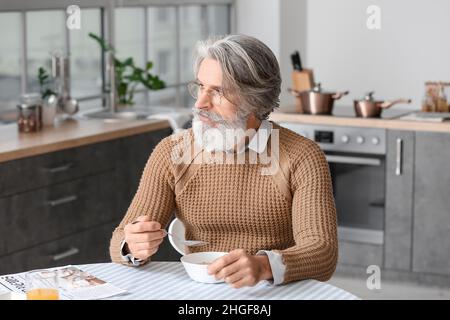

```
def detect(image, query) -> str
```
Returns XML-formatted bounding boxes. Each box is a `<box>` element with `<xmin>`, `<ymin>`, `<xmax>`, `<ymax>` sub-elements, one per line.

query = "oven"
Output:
<box><xmin>281</xmin><ymin>123</ymin><xmax>386</xmax><ymax>245</ymax></box>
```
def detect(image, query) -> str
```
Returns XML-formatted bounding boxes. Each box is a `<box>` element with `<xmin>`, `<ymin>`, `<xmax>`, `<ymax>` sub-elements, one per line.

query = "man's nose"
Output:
<box><xmin>194</xmin><ymin>90</ymin><xmax>212</xmax><ymax>110</ymax></box>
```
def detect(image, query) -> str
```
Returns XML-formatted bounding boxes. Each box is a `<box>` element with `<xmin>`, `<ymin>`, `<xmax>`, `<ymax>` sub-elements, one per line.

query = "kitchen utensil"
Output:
<box><xmin>42</xmin><ymin>94</ymin><xmax>57</xmax><ymax>126</ymax></box>
<box><xmin>288</xmin><ymin>83</ymin><xmax>349</xmax><ymax>115</ymax></box>
<box><xmin>131</xmin><ymin>219</ymin><xmax>208</xmax><ymax>248</ymax></box>
<box><xmin>354</xmin><ymin>92</ymin><xmax>411</xmax><ymax>118</ymax></box>
<box><xmin>63</xmin><ymin>98</ymin><xmax>79</xmax><ymax>115</ymax></box>
<box><xmin>291</xmin><ymin>51</ymin><xmax>303</xmax><ymax>71</ymax></box>
<box><xmin>51</xmin><ymin>53</ymin><xmax>79</xmax><ymax>117</ymax></box>
<box><xmin>161</xmin><ymin>229</ymin><xmax>208</xmax><ymax>247</ymax></box>
<box><xmin>290</xmin><ymin>51</ymin><xmax>315</xmax><ymax>113</ymax></box>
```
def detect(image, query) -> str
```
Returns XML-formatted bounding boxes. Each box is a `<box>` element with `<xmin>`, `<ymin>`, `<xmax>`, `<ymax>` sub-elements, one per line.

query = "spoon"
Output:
<box><xmin>161</xmin><ymin>230</ymin><xmax>209</xmax><ymax>247</ymax></box>
<box><xmin>131</xmin><ymin>220</ymin><xmax>208</xmax><ymax>247</ymax></box>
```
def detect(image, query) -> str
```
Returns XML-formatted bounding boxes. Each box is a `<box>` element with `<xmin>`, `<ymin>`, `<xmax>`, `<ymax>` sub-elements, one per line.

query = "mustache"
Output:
<box><xmin>191</xmin><ymin>107</ymin><xmax>249</xmax><ymax>125</ymax></box>
<box><xmin>191</xmin><ymin>108</ymin><xmax>228</xmax><ymax>124</ymax></box>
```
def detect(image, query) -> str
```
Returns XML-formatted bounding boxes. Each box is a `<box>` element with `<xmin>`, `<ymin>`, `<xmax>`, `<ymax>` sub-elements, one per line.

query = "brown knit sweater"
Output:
<box><xmin>110</xmin><ymin>121</ymin><xmax>338</xmax><ymax>284</ymax></box>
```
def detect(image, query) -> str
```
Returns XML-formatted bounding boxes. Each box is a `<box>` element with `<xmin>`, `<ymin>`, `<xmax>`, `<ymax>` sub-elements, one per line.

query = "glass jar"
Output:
<box><xmin>17</xmin><ymin>93</ymin><xmax>43</xmax><ymax>133</ymax></box>
<box><xmin>437</xmin><ymin>84</ymin><xmax>449</xmax><ymax>112</ymax></box>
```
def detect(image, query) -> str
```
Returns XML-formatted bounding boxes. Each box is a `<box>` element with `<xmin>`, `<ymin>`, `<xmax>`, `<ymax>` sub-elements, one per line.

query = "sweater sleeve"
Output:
<box><xmin>274</xmin><ymin>141</ymin><xmax>338</xmax><ymax>284</ymax></box>
<box><xmin>110</xmin><ymin>136</ymin><xmax>176</xmax><ymax>265</ymax></box>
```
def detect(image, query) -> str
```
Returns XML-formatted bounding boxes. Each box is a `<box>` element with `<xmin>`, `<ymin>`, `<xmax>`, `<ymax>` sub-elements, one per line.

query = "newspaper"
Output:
<box><xmin>0</xmin><ymin>265</ymin><xmax>127</xmax><ymax>300</ymax></box>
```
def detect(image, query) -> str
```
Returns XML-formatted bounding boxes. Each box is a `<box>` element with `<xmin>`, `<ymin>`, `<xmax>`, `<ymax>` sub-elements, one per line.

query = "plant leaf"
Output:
<box><xmin>42</xmin><ymin>89</ymin><xmax>56</xmax><ymax>99</ymax></box>
<box><xmin>118</xmin><ymin>82</ymin><xmax>128</xmax><ymax>98</ymax></box>
<box><xmin>88</xmin><ymin>32</ymin><xmax>115</xmax><ymax>53</ymax></box>
<box><xmin>122</xmin><ymin>57</ymin><xmax>134</xmax><ymax>66</ymax></box>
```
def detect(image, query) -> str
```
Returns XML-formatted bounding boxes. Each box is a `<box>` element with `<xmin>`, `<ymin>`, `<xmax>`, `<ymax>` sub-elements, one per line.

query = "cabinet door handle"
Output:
<box><xmin>44</xmin><ymin>162</ymin><xmax>74</xmax><ymax>174</ymax></box>
<box><xmin>52</xmin><ymin>247</ymin><xmax>80</xmax><ymax>261</ymax></box>
<box><xmin>396</xmin><ymin>138</ymin><xmax>403</xmax><ymax>176</ymax></box>
<box><xmin>47</xmin><ymin>195</ymin><xmax>78</xmax><ymax>207</ymax></box>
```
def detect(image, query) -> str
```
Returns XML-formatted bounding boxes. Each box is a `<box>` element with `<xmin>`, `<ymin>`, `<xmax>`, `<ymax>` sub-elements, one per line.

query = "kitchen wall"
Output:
<box><xmin>236</xmin><ymin>0</ymin><xmax>307</xmax><ymax>110</ymax></box>
<box><xmin>237</xmin><ymin>0</ymin><xmax>450</xmax><ymax>111</ymax></box>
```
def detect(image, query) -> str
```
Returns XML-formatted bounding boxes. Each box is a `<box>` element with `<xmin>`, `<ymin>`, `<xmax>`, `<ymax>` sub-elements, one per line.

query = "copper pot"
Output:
<box><xmin>354</xmin><ymin>92</ymin><xmax>412</xmax><ymax>118</ymax></box>
<box><xmin>288</xmin><ymin>83</ymin><xmax>349</xmax><ymax>115</ymax></box>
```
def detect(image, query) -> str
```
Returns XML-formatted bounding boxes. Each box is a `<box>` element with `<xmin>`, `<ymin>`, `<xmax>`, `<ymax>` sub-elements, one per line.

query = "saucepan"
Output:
<box><xmin>288</xmin><ymin>83</ymin><xmax>349</xmax><ymax>115</ymax></box>
<box><xmin>354</xmin><ymin>92</ymin><xmax>412</xmax><ymax>118</ymax></box>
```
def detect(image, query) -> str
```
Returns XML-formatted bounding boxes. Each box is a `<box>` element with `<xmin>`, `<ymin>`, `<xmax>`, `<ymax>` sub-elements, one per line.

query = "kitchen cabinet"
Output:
<box><xmin>0</xmin><ymin>222</ymin><xmax>118</xmax><ymax>275</ymax></box>
<box><xmin>338</xmin><ymin>241</ymin><xmax>383</xmax><ymax>267</ymax></box>
<box><xmin>0</xmin><ymin>140</ymin><xmax>115</xmax><ymax>198</ymax></box>
<box><xmin>0</xmin><ymin>127</ymin><xmax>176</xmax><ymax>274</ymax></box>
<box><xmin>412</xmin><ymin>131</ymin><xmax>450</xmax><ymax>276</ymax></box>
<box><xmin>0</xmin><ymin>171</ymin><xmax>117</xmax><ymax>256</ymax></box>
<box><xmin>384</xmin><ymin>130</ymin><xmax>414</xmax><ymax>271</ymax></box>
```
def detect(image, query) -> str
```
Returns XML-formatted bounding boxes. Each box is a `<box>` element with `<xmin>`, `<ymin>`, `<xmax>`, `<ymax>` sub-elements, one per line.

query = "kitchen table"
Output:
<box><xmin>74</xmin><ymin>262</ymin><xmax>359</xmax><ymax>300</ymax></box>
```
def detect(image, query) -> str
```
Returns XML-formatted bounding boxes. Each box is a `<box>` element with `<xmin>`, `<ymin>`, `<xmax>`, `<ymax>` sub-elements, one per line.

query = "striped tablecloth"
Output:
<box><xmin>79</xmin><ymin>262</ymin><xmax>359</xmax><ymax>300</ymax></box>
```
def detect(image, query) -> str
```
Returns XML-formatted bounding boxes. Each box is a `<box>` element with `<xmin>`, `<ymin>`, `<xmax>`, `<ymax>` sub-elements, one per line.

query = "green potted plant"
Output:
<box><xmin>88</xmin><ymin>32</ymin><xmax>165</xmax><ymax>107</ymax></box>
<box><xmin>37</xmin><ymin>67</ymin><xmax>56</xmax><ymax>99</ymax></box>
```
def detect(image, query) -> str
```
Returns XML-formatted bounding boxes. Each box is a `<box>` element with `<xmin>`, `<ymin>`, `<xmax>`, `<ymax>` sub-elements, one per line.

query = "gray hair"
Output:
<box><xmin>193</xmin><ymin>34</ymin><xmax>281</xmax><ymax>120</ymax></box>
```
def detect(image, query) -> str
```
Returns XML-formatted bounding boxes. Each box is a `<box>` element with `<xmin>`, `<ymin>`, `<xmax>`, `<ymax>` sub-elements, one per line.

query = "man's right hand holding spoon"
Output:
<box><xmin>123</xmin><ymin>215</ymin><xmax>166</xmax><ymax>261</ymax></box>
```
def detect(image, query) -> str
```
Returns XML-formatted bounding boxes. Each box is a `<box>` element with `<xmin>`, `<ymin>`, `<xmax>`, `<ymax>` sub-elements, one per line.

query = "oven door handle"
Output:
<box><xmin>325</xmin><ymin>155</ymin><xmax>382</xmax><ymax>166</ymax></box>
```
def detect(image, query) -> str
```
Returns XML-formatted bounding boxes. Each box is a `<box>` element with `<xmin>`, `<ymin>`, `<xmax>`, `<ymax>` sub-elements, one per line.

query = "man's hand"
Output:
<box><xmin>207</xmin><ymin>249</ymin><xmax>273</xmax><ymax>288</ymax></box>
<box><xmin>123</xmin><ymin>215</ymin><xmax>166</xmax><ymax>261</ymax></box>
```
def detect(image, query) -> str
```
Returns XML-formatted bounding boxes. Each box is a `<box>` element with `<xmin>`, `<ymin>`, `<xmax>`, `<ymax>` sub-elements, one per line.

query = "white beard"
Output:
<box><xmin>192</xmin><ymin>112</ymin><xmax>248</xmax><ymax>153</ymax></box>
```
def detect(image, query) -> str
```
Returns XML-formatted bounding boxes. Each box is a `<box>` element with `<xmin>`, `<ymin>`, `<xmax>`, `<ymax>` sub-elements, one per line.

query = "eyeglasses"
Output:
<box><xmin>187</xmin><ymin>81</ymin><xmax>224</xmax><ymax>106</ymax></box>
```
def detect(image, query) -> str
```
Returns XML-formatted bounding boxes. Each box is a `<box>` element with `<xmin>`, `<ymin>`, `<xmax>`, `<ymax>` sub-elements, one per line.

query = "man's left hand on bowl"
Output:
<box><xmin>207</xmin><ymin>249</ymin><xmax>273</xmax><ymax>288</ymax></box>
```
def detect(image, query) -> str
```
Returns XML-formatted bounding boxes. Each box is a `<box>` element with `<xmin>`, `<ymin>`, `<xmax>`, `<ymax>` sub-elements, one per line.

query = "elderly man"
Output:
<box><xmin>110</xmin><ymin>34</ymin><xmax>338</xmax><ymax>287</ymax></box>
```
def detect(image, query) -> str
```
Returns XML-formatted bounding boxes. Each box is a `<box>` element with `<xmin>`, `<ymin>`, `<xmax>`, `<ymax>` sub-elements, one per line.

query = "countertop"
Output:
<box><xmin>3</xmin><ymin>105</ymin><xmax>449</xmax><ymax>163</ymax></box>
<box><xmin>269</xmin><ymin>106</ymin><xmax>450</xmax><ymax>133</ymax></box>
<box><xmin>0</xmin><ymin>118</ymin><xmax>171</xmax><ymax>163</ymax></box>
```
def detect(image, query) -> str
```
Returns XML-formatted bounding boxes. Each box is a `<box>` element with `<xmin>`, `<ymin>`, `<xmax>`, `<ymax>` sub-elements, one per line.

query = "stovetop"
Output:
<box><xmin>331</xmin><ymin>106</ymin><xmax>413</xmax><ymax>119</ymax></box>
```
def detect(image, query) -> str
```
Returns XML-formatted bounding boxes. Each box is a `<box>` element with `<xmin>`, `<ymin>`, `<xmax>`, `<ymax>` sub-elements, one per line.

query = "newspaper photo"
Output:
<box><xmin>0</xmin><ymin>265</ymin><xmax>127</xmax><ymax>300</ymax></box>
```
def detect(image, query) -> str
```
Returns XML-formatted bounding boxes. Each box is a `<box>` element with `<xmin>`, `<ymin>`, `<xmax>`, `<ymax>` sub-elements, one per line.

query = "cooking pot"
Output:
<box><xmin>288</xmin><ymin>83</ymin><xmax>349</xmax><ymax>115</ymax></box>
<box><xmin>354</xmin><ymin>92</ymin><xmax>411</xmax><ymax>118</ymax></box>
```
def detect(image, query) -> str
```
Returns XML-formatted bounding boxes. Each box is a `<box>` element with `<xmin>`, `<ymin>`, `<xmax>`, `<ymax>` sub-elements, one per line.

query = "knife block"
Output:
<box><xmin>291</xmin><ymin>69</ymin><xmax>314</xmax><ymax>113</ymax></box>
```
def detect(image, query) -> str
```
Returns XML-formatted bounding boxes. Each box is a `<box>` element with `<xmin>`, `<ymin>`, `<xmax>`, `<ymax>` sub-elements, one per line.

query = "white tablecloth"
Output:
<box><xmin>78</xmin><ymin>262</ymin><xmax>359</xmax><ymax>300</ymax></box>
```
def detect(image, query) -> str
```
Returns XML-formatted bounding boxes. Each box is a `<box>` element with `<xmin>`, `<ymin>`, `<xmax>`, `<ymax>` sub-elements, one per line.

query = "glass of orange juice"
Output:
<box><xmin>25</xmin><ymin>269</ymin><xmax>60</xmax><ymax>300</ymax></box>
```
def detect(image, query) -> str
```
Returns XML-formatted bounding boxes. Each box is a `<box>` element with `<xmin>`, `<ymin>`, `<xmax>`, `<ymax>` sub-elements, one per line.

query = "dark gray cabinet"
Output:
<box><xmin>338</xmin><ymin>241</ymin><xmax>383</xmax><ymax>267</ymax></box>
<box><xmin>0</xmin><ymin>127</ymin><xmax>174</xmax><ymax>274</ymax></box>
<box><xmin>412</xmin><ymin>131</ymin><xmax>450</xmax><ymax>276</ymax></box>
<box><xmin>0</xmin><ymin>171</ymin><xmax>117</xmax><ymax>256</ymax></box>
<box><xmin>384</xmin><ymin>130</ymin><xmax>415</xmax><ymax>271</ymax></box>
<box><xmin>0</xmin><ymin>222</ymin><xmax>119</xmax><ymax>274</ymax></box>
<box><xmin>0</xmin><ymin>141</ymin><xmax>115</xmax><ymax>198</ymax></box>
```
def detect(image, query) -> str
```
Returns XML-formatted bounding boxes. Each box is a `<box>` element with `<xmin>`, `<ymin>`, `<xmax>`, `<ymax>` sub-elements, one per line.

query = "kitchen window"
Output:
<box><xmin>0</xmin><ymin>0</ymin><xmax>233</xmax><ymax>116</ymax></box>
<box><xmin>157</xmin><ymin>50</ymin><xmax>170</xmax><ymax>76</ymax></box>
<box><xmin>0</xmin><ymin>12</ymin><xmax>21</xmax><ymax>113</ymax></box>
<box><xmin>157</xmin><ymin>7</ymin><xmax>170</xmax><ymax>23</ymax></box>
<box><xmin>26</xmin><ymin>10</ymin><xmax>65</xmax><ymax>93</ymax></box>
<box><xmin>70</xmin><ymin>9</ymin><xmax>103</xmax><ymax>100</ymax></box>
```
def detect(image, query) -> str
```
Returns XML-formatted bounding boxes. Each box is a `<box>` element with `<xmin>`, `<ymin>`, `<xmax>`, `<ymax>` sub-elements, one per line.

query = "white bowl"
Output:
<box><xmin>180</xmin><ymin>252</ymin><xmax>228</xmax><ymax>284</ymax></box>
<box><xmin>168</xmin><ymin>218</ymin><xmax>186</xmax><ymax>255</ymax></box>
